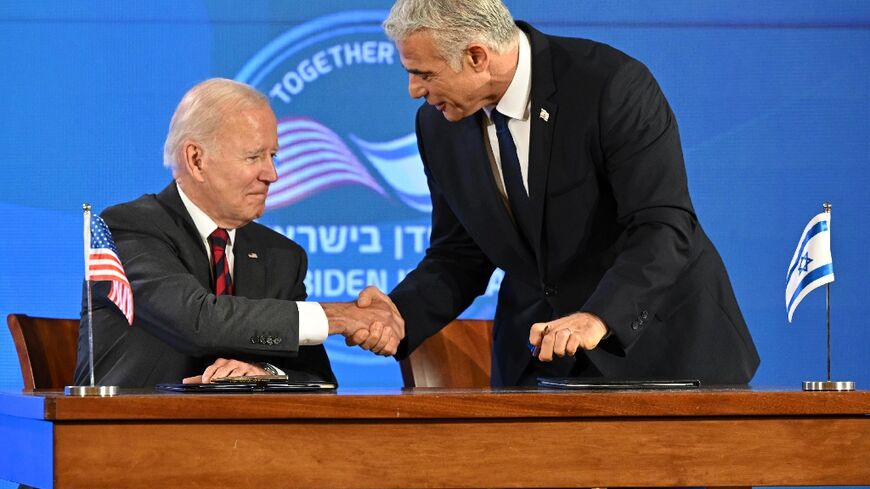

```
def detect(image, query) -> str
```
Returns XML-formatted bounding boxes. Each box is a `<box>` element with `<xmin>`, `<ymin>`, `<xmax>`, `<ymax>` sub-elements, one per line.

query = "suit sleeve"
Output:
<box><xmin>390</xmin><ymin>109</ymin><xmax>496</xmax><ymax>358</ymax></box>
<box><xmin>100</xmin><ymin>207</ymin><xmax>304</xmax><ymax>358</ymax></box>
<box><xmin>581</xmin><ymin>59</ymin><xmax>704</xmax><ymax>350</ymax></box>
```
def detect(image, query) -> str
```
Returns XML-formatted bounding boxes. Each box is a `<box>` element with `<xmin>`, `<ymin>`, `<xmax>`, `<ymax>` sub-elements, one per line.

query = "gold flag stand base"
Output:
<box><xmin>802</xmin><ymin>380</ymin><xmax>855</xmax><ymax>391</ymax></box>
<box><xmin>64</xmin><ymin>385</ymin><xmax>119</xmax><ymax>397</ymax></box>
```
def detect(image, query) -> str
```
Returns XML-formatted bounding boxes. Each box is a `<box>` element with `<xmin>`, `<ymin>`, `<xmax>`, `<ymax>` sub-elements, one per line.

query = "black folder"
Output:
<box><xmin>156</xmin><ymin>378</ymin><xmax>336</xmax><ymax>393</ymax></box>
<box><xmin>537</xmin><ymin>377</ymin><xmax>700</xmax><ymax>390</ymax></box>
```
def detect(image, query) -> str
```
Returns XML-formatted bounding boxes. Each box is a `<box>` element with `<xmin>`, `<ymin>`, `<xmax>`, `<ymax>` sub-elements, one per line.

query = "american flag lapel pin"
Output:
<box><xmin>247</xmin><ymin>252</ymin><xmax>258</xmax><ymax>259</ymax></box>
<box><xmin>539</xmin><ymin>108</ymin><xmax>550</xmax><ymax>122</ymax></box>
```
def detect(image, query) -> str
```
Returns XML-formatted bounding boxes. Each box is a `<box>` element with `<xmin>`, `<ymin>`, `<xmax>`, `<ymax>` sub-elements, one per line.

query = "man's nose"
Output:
<box><xmin>263</xmin><ymin>157</ymin><xmax>279</xmax><ymax>183</ymax></box>
<box><xmin>408</xmin><ymin>74</ymin><xmax>426</xmax><ymax>99</ymax></box>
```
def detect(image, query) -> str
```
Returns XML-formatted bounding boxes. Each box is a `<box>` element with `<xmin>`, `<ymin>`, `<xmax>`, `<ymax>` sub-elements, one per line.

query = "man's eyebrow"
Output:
<box><xmin>405</xmin><ymin>67</ymin><xmax>431</xmax><ymax>76</ymax></box>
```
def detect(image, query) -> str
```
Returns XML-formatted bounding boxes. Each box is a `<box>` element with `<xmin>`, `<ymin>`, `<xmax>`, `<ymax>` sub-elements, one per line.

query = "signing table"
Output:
<box><xmin>0</xmin><ymin>387</ymin><xmax>868</xmax><ymax>488</ymax></box>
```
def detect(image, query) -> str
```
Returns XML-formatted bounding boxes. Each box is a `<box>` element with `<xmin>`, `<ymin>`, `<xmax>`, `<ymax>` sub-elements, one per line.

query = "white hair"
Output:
<box><xmin>383</xmin><ymin>0</ymin><xmax>517</xmax><ymax>70</ymax></box>
<box><xmin>163</xmin><ymin>78</ymin><xmax>269</xmax><ymax>170</ymax></box>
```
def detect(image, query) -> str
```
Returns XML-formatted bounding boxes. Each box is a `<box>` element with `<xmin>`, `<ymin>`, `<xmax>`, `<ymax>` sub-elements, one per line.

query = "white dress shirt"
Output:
<box><xmin>177</xmin><ymin>183</ymin><xmax>328</xmax><ymax>346</ymax></box>
<box><xmin>483</xmin><ymin>31</ymin><xmax>533</xmax><ymax>196</ymax></box>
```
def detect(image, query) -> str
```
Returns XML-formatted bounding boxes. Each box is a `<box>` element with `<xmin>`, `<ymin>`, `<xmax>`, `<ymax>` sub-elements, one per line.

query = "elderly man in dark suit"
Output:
<box><xmin>378</xmin><ymin>0</ymin><xmax>759</xmax><ymax>386</ymax></box>
<box><xmin>74</xmin><ymin>78</ymin><xmax>403</xmax><ymax>387</ymax></box>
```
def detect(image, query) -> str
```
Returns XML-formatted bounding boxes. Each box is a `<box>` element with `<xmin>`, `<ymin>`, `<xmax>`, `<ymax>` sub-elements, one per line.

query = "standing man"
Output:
<box><xmin>381</xmin><ymin>0</ymin><xmax>759</xmax><ymax>386</ymax></box>
<box><xmin>75</xmin><ymin>78</ymin><xmax>402</xmax><ymax>387</ymax></box>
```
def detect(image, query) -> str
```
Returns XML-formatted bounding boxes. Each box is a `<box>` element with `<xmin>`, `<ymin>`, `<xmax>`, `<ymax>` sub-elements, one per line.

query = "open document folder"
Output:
<box><xmin>156</xmin><ymin>375</ymin><xmax>336</xmax><ymax>393</ymax></box>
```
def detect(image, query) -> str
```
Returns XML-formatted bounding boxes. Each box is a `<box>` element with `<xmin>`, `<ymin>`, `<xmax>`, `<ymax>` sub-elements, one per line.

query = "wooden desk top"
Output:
<box><xmin>2</xmin><ymin>386</ymin><xmax>868</xmax><ymax>421</ymax></box>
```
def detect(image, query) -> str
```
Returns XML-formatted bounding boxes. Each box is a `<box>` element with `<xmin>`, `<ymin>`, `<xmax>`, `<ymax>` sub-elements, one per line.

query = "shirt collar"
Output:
<box><xmin>176</xmin><ymin>182</ymin><xmax>236</xmax><ymax>245</ymax></box>
<box><xmin>484</xmin><ymin>30</ymin><xmax>532</xmax><ymax>122</ymax></box>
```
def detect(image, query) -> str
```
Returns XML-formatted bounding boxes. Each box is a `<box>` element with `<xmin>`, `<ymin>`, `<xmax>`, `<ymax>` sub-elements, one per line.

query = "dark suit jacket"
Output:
<box><xmin>390</xmin><ymin>22</ymin><xmax>759</xmax><ymax>387</ymax></box>
<box><xmin>74</xmin><ymin>182</ymin><xmax>335</xmax><ymax>387</ymax></box>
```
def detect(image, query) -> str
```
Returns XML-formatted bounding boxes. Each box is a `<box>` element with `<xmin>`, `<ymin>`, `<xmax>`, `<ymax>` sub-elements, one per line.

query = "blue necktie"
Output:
<box><xmin>491</xmin><ymin>110</ymin><xmax>534</xmax><ymax>242</ymax></box>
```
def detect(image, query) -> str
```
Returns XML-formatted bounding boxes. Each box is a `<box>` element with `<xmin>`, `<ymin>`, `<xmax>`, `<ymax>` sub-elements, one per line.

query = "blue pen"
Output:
<box><xmin>529</xmin><ymin>324</ymin><xmax>549</xmax><ymax>357</ymax></box>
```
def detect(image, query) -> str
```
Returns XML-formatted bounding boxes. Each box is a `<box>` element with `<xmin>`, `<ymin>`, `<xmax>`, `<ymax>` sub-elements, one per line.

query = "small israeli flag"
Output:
<box><xmin>785</xmin><ymin>211</ymin><xmax>835</xmax><ymax>322</ymax></box>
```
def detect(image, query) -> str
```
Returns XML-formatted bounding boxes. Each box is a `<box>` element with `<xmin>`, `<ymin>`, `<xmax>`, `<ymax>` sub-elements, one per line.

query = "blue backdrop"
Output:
<box><xmin>1</xmin><ymin>1</ymin><xmax>867</xmax><ymax>393</ymax></box>
<box><xmin>2</xmin><ymin>1</ymin><xmax>869</xmax><ymax>487</ymax></box>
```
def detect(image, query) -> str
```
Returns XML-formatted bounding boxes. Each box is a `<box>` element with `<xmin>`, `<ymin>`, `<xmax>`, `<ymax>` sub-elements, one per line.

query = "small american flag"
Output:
<box><xmin>88</xmin><ymin>215</ymin><xmax>134</xmax><ymax>325</ymax></box>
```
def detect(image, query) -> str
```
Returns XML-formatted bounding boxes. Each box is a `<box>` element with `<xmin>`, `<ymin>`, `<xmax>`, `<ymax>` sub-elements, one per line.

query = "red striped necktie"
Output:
<box><xmin>208</xmin><ymin>228</ymin><xmax>233</xmax><ymax>296</ymax></box>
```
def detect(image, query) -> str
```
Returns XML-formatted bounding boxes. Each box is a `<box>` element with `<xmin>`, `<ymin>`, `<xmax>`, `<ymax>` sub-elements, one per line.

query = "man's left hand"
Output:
<box><xmin>182</xmin><ymin>358</ymin><xmax>268</xmax><ymax>384</ymax></box>
<box><xmin>529</xmin><ymin>312</ymin><xmax>609</xmax><ymax>362</ymax></box>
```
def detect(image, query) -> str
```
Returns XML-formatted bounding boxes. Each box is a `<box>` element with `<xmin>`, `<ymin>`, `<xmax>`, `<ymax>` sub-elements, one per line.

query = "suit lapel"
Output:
<box><xmin>523</xmin><ymin>23</ymin><xmax>558</xmax><ymax>276</ymax></box>
<box><xmin>528</xmin><ymin>102</ymin><xmax>557</xmax><ymax>256</ymax></box>
<box><xmin>155</xmin><ymin>182</ymin><xmax>212</xmax><ymax>290</ymax></box>
<box><xmin>232</xmin><ymin>227</ymin><xmax>266</xmax><ymax>299</ymax></box>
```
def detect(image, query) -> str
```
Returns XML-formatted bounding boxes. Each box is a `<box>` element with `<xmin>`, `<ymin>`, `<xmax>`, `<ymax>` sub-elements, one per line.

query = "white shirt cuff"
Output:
<box><xmin>297</xmin><ymin>301</ymin><xmax>328</xmax><ymax>345</ymax></box>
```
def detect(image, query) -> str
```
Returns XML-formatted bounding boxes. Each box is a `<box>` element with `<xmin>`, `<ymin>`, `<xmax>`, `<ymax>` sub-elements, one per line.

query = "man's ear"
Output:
<box><xmin>465</xmin><ymin>43</ymin><xmax>490</xmax><ymax>73</ymax></box>
<box><xmin>181</xmin><ymin>141</ymin><xmax>207</xmax><ymax>183</ymax></box>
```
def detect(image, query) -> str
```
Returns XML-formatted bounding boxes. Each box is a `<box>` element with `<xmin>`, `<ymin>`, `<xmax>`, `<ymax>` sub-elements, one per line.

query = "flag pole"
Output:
<box><xmin>85</xmin><ymin>203</ymin><xmax>95</xmax><ymax>387</ymax></box>
<box><xmin>802</xmin><ymin>202</ymin><xmax>854</xmax><ymax>391</ymax></box>
<box><xmin>65</xmin><ymin>204</ymin><xmax>119</xmax><ymax>397</ymax></box>
<box><xmin>826</xmin><ymin>281</ymin><xmax>831</xmax><ymax>382</ymax></box>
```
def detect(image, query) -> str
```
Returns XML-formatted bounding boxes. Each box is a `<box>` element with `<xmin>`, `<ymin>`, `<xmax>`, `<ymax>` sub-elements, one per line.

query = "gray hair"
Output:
<box><xmin>383</xmin><ymin>0</ymin><xmax>517</xmax><ymax>70</ymax></box>
<box><xmin>163</xmin><ymin>78</ymin><xmax>269</xmax><ymax>170</ymax></box>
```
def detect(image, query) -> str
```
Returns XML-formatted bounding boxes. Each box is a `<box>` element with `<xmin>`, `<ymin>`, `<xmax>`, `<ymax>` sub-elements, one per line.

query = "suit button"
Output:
<box><xmin>250</xmin><ymin>337</ymin><xmax>257</xmax><ymax>344</ymax></box>
<box><xmin>631</xmin><ymin>321</ymin><xmax>640</xmax><ymax>330</ymax></box>
<box><xmin>543</xmin><ymin>284</ymin><xmax>558</xmax><ymax>297</ymax></box>
<box><xmin>640</xmin><ymin>310</ymin><xmax>649</xmax><ymax>320</ymax></box>
<box><xmin>274</xmin><ymin>337</ymin><xmax>282</xmax><ymax>345</ymax></box>
<box><xmin>266</xmin><ymin>337</ymin><xmax>274</xmax><ymax>346</ymax></box>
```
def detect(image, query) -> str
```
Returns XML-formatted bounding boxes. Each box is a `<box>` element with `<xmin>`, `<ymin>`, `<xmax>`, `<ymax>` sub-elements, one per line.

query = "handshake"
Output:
<box><xmin>321</xmin><ymin>285</ymin><xmax>405</xmax><ymax>356</ymax></box>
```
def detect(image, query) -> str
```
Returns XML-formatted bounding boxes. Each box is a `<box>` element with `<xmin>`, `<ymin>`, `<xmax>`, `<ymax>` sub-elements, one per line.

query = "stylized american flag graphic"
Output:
<box><xmin>267</xmin><ymin>117</ymin><xmax>386</xmax><ymax>210</ymax></box>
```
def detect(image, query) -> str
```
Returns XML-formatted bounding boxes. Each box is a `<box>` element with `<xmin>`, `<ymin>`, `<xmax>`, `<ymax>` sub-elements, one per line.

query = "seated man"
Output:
<box><xmin>74</xmin><ymin>78</ymin><xmax>402</xmax><ymax>387</ymax></box>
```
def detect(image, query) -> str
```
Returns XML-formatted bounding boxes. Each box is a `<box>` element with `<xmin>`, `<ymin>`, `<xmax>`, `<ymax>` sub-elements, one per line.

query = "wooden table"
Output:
<box><xmin>1</xmin><ymin>387</ymin><xmax>868</xmax><ymax>488</ymax></box>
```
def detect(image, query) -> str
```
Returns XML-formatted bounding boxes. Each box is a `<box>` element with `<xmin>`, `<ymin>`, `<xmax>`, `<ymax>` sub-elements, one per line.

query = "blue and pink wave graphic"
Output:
<box><xmin>267</xmin><ymin>116</ymin><xmax>431</xmax><ymax>213</ymax></box>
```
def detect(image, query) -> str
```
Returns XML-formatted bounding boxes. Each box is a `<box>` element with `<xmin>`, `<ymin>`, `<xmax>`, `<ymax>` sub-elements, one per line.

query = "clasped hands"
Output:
<box><xmin>322</xmin><ymin>285</ymin><xmax>405</xmax><ymax>356</ymax></box>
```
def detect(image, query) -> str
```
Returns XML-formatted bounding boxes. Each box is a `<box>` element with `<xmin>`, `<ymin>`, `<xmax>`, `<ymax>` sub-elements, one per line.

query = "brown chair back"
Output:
<box><xmin>400</xmin><ymin>319</ymin><xmax>493</xmax><ymax>388</ymax></box>
<box><xmin>6</xmin><ymin>314</ymin><xmax>79</xmax><ymax>391</ymax></box>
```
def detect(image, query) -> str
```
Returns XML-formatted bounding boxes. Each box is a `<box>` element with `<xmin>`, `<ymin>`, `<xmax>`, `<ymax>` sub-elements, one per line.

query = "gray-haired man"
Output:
<box><xmin>378</xmin><ymin>0</ymin><xmax>759</xmax><ymax>386</ymax></box>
